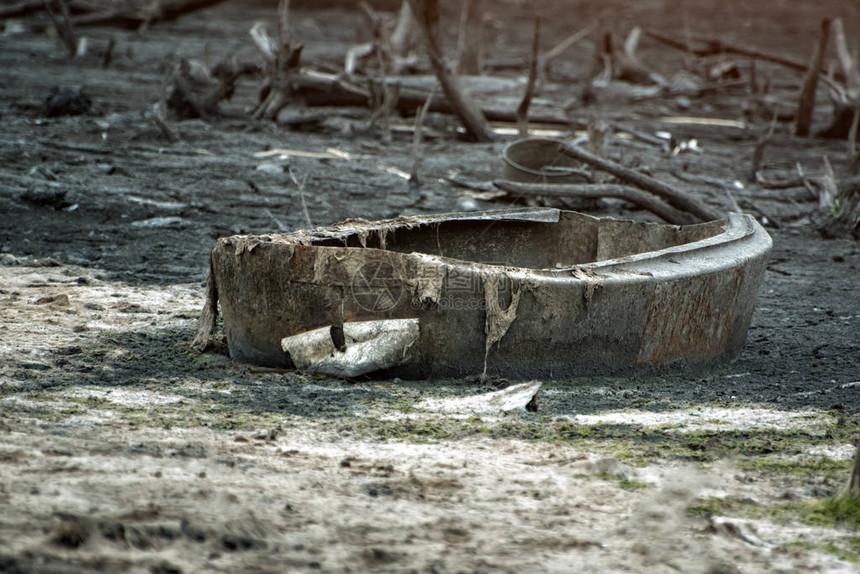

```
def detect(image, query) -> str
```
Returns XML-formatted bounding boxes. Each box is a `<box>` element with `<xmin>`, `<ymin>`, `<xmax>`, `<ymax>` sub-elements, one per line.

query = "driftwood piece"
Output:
<box><xmin>492</xmin><ymin>180</ymin><xmax>694</xmax><ymax>225</ymax></box>
<box><xmin>516</xmin><ymin>18</ymin><xmax>540</xmax><ymax>138</ymax></box>
<box><xmin>408</xmin><ymin>0</ymin><xmax>495</xmax><ymax>142</ymax></box>
<box><xmin>557</xmin><ymin>143</ymin><xmax>722</xmax><ymax>222</ymax></box>
<box><xmin>795</xmin><ymin>19</ymin><xmax>831</xmax><ymax>137</ymax></box>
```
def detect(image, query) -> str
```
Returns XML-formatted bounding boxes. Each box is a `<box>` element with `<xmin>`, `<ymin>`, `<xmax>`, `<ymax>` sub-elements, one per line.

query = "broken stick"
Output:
<box><xmin>557</xmin><ymin>143</ymin><xmax>722</xmax><ymax>221</ymax></box>
<box><xmin>795</xmin><ymin>18</ymin><xmax>831</xmax><ymax>137</ymax></box>
<box><xmin>516</xmin><ymin>18</ymin><xmax>540</xmax><ymax>138</ymax></box>
<box><xmin>493</xmin><ymin>180</ymin><xmax>695</xmax><ymax>225</ymax></box>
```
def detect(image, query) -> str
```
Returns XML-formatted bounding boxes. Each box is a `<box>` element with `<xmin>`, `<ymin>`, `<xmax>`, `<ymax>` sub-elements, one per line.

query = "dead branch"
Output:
<box><xmin>289</xmin><ymin>168</ymin><xmax>313</xmax><ymax>228</ymax></box>
<box><xmin>390</xmin><ymin>0</ymin><xmax>417</xmax><ymax>59</ymax></box>
<box><xmin>251</xmin><ymin>0</ymin><xmax>305</xmax><ymax>121</ymax></box>
<box><xmin>516</xmin><ymin>18</ymin><xmax>540</xmax><ymax>138</ymax></box>
<box><xmin>795</xmin><ymin>19</ymin><xmax>831</xmax><ymax>137</ymax></box>
<box><xmin>646</xmin><ymin>29</ymin><xmax>809</xmax><ymax>74</ymax></box>
<box><xmin>72</xmin><ymin>0</ymin><xmax>227</xmax><ymax>28</ymax></box>
<box><xmin>408</xmin><ymin>0</ymin><xmax>495</xmax><ymax>142</ymax></box>
<box><xmin>557</xmin><ymin>142</ymin><xmax>722</xmax><ymax>221</ymax></box>
<box><xmin>456</xmin><ymin>0</ymin><xmax>483</xmax><ymax>75</ymax></box>
<box><xmin>264</xmin><ymin>66</ymin><xmax>576</xmax><ymax>126</ymax></box>
<box><xmin>492</xmin><ymin>180</ymin><xmax>694</xmax><ymax>225</ymax></box>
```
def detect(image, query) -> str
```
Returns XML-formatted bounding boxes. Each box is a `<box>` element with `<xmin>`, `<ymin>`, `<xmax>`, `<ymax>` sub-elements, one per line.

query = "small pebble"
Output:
<box><xmin>458</xmin><ymin>198</ymin><xmax>479</xmax><ymax>212</ymax></box>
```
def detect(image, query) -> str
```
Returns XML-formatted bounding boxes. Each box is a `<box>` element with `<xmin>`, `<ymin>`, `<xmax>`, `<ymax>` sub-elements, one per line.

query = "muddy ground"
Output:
<box><xmin>1</xmin><ymin>1</ymin><xmax>860</xmax><ymax>572</ymax></box>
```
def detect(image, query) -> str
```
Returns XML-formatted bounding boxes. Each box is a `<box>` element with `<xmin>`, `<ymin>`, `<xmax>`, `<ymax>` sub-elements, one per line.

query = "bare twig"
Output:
<box><xmin>410</xmin><ymin>88</ymin><xmax>435</xmax><ymax>185</ymax></box>
<box><xmin>539</xmin><ymin>22</ymin><xmax>596</xmax><ymax>75</ymax></box>
<box><xmin>795</xmin><ymin>18</ymin><xmax>831</xmax><ymax>137</ymax></box>
<box><xmin>289</xmin><ymin>168</ymin><xmax>313</xmax><ymax>228</ymax></box>
<box><xmin>645</xmin><ymin>29</ymin><xmax>809</xmax><ymax>74</ymax></box>
<box><xmin>408</xmin><ymin>0</ymin><xmax>495</xmax><ymax>142</ymax></box>
<box><xmin>277</xmin><ymin>0</ymin><xmax>291</xmax><ymax>56</ymax></box>
<box><xmin>101</xmin><ymin>35</ymin><xmax>115</xmax><ymax>68</ymax></box>
<box><xmin>493</xmin><ymin>180</ymin><xmax>695</xmax><ymax>225</ymax></box>
<box><xmin>264</xmin><ymin>208</ymin><xmax>288</xmax><ymax>231</ymax></box>
<box><xmin>557</xmin><ymin>143</ymin><xmax>722</xmax><ymax>221</ymax></box>
<box><xmin>516</xmin><ymin>18</ymin><xmax>540</xmax><ymax>138</ymax></box>
<box><xmin>750</xmin><ymin>112</ymin><xmax>778</xmax><ymax>182</ymax></box>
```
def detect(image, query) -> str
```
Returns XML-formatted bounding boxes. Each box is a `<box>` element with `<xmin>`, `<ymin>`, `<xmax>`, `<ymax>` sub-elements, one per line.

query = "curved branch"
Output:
<box><xmin>493</xmin><ymin>180</ymin><xmax>697</xmax><ymax>225</ymax></box>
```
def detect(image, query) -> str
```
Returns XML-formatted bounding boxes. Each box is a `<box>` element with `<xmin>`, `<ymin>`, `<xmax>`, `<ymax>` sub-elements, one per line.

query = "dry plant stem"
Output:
<box><xmin>795</xmin><ymin>19</ymin><xmax>831</xmax><ymax>137</ymax></box>
<box><xmin>410</xmin><ymin>89</ymin><xmax>435</xmax><ymax>185</ymax></box>
<box><xmin>456</xmin><ymin>0</ymin><xmax>483</xmax><ymax>75</ymax></box>
<box><xmin>277</xmin><ymin>0</ymin><xmax>290</xmax><ymax>56</ymax></box>
<box><xmin>845</xmin><ymin>439</ymin><xmax>860</xmax><ymax>497</ymax></box>
<box><xmin>493</xmin><ymin>180</ymin><xmax>694</xmax><ymax>225</ymax></box>
<box><xmin>516</xmin><ymin>18</ymin><xmax>541</xmax><ymax>138</ymax></box>
<box><xmin>539</xmin><ymin>22</ymin><xmax>595</xmax><ymax>74</ymax></box>
<box><xmin>408</xmin><ymin>0</ymin><xmax>495</xmax><ymax>142</ymax></box>
<box><xmin>558</xmin><ymin>143</ymin><xmax>722</xmax><ymax>221</ymax></box>
<box><xmin>289</xmin><ymin>168</ymin><xmax>313</xmax><ymax>228</ymax></box>
<box><xmin>102</xmin><ymin>35</ymin><xmax>115</xmax><ymax>68</ymax></box>
<box><xmin>43</xmin><ymin>0</ymin><xmax>77</xmax><ymax>57</ymax></box>
<box><xmin>750</xmin><ymin>113</ymin><xmax>777</xmax><ymax>182</ymax></box>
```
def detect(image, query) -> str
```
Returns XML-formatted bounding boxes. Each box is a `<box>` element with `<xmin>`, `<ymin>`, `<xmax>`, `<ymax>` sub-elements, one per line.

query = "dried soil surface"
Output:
<box><xmin>1</xmin><ymin>1</ymin><xmax>860</xmax><ymax>572</ymax></box>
